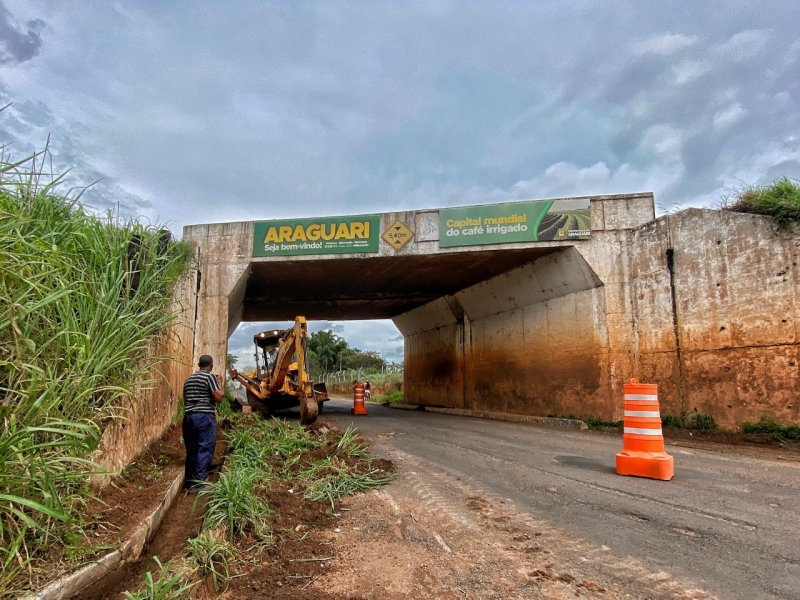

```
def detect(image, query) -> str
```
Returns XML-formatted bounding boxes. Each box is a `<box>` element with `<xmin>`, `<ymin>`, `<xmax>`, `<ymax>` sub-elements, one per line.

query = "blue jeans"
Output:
<box><xmin>182</xmin><ymin>412</ymin><xmax>217</xmax><ymax>486</ymax></box>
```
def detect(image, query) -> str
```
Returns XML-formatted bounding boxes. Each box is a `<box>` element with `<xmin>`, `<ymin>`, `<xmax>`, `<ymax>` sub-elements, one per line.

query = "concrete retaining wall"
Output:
<box><xmin>399</xmin><ymin>208</ymin><xmax>799</xmax><ymax>430</ymax></box>
<box><xmin>90</xmin><ymin>269</ymin><xmax>197</xmax><ymax>485</ymax></box>
<box><xmin>631</xmin><ymin>209</ymin><xmax>800</xmax><ymax>429</ymax></box>
<box><xmin>396</xmin><ymin>239</ymin><xmax>630</xmax><ymax>422</ymax></box>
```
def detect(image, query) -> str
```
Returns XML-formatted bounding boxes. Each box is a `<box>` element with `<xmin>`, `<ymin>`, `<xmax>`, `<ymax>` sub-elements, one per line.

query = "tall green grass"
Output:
<box><xmin>0</xmin><ymin>148</ymin><xmax>192</xmax><ymax>594</ymax></box>
<box><xmin>721</xmin><ymin>177</ymin><xmax>800</xmax><ymax>227</ymax></box>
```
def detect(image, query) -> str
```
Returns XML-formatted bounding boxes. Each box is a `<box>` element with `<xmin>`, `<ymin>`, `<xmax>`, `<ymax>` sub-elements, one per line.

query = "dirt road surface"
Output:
<box><xmin>319</xmin><ymin>398</ymin><xmax>799</xmax><ymax>600</ymax></box>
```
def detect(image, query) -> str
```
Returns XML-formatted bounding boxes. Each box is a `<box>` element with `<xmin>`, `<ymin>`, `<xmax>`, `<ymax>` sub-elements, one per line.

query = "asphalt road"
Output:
<box><xmin>320</xmin><ymin>398</ymin><xmax>800</xmax><ymax>600</ymax></box>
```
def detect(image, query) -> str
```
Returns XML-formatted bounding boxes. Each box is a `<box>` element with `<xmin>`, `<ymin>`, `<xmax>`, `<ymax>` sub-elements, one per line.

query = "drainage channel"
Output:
<box><xmin>74</xmin><ymin>489</ymin><xmax>209</xmax><ymax>600</ymax></box>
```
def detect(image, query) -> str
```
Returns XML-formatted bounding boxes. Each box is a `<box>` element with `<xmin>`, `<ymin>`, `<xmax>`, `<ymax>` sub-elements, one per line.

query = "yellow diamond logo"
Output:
<box><xmin>381</xmin><ymin>220</ymin><xmax>414</xmax><ymax>251</ymax></box>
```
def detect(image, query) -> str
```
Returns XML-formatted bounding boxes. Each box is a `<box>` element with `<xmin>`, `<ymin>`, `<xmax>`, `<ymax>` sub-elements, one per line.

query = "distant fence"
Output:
<box><xmin>317</xmin><ymin>365</ymin><xmax>403</xmax><ymax>386</ymax></box>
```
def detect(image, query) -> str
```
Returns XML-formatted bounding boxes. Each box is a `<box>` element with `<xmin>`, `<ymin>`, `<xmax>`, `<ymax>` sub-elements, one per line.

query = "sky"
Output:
<box><xmin>2</xmin><ymin>1</ymin><xmax>799</xmax><ymax>362</ymax></box>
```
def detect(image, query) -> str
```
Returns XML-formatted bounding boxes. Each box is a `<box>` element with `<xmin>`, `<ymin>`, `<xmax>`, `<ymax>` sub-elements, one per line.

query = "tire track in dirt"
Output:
<box><xmin>379</xmin><ymin>449</ymin><xmax>719</xmax><ymax>600</ymax></box>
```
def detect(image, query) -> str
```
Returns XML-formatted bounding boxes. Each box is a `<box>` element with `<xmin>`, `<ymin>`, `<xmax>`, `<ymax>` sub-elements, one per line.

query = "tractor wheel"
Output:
<box><xmin>300</xmin><ymin>393</ymin><xmax>319</xmax><ymax>425</ymax></box>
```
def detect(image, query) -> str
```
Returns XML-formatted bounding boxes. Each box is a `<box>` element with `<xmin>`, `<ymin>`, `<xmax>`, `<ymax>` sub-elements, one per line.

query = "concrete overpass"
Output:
<box><xmin>174</xmin><ymin>193</ymin><xmax>655</xmax><ymax>421</ymax></box>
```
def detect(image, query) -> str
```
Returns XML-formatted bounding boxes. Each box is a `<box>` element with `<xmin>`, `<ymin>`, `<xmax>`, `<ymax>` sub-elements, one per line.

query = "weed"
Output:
<box><xmin>720</xmin><ymin>177</ymin><xmax>800</xmax><ymax>228</ymax></box>
<box><xmin>685</xmin><ymin>412</ymin><xmax>717</xmax><ymax>431</ymax></box>
<box><xmin>225</xmin><ymin>428</ymin><xmax>272</xmax><ymax>472</ymax></box>
<box><xmin>742</xmin><ymin>416</ymin><xmax>800</xmax><ymax>441</ymax></box>
<box><xmin>299</xmin><ymin>457</ymin><xmax>395</xmax><ymax>509</ymax></box>
<box><xmin>199</xmin><ymin>468</ymin><xmax>273</xmax><ymax>539</ymax></box>
<box><xmin>662</xmin><ymin>414</ymin><xmax>684</xmax><ymax>429</ymax></box>
<box><xmin>146</xmin><ymin>467</ymin><xmax>164</xmax><ymax>483</ymax></box>
<box><xmin>261</xmin><ymin>419</ymin><xmax>320</xmax><ymax>456</ymax></box>
<box><xmin>172</xmin><ymin>397</ymin><xmax>185</xmax><ymax>425</ymax></box>
<box><xmin>62</xmin><ymin>539</ymin><xmax>115</xmax><ymax>564</ymax></box>
<box><xmin>585</xmin><ymin>417</ymin><xmax>623</xmax><ymax>430</ymax></box>
<box><xmin>336</xmin><ymin>426</ymin><xmax>368</xmax><ymax>458</ymax></box>
<box><xmin>185</xmin><ymin>530</ymin><xmax>236</xmax><ymax>591</ymax></box>
<box><xmin>122</xmin><ymin>557</ymin><xmax>196</xmax><ymax>600</ymax></box>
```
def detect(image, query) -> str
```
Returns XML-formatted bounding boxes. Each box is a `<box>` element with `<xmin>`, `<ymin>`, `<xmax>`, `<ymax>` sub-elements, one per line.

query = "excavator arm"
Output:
<box><xmin>228</xmin><ymin>316</ymin><xmax>321</xmax><ymax>424</ymax></box>
<box><xmin>268</xmin><ymin>317</ymin><xmax>311</xmax><ymax>397</ymax></box>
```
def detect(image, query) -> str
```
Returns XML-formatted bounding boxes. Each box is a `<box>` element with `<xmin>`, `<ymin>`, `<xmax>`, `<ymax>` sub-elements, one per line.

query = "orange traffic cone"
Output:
<box><xmin>615</xmin><ymin>379</ymin><xmax>673</xmax><ymax>480</ymax></box>
<box><xmin>351</xmin><ymin>382</ymin><xmax>368</xmax><ymax>416</ymax></box>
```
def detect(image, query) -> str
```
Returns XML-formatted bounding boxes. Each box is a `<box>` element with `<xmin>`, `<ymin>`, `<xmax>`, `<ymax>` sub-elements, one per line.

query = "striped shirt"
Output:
<box><xmin>183</xmin><ymin>370</ymin><xmax>221</xmax><ymax>414</ymax></box>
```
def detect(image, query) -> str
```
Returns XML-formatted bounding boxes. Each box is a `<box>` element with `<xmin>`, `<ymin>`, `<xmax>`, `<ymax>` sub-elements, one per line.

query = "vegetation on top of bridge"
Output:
<box><xmin>721</xmin><ymin>177</ymin><xmax>800</xmax><ymax>228</ymax></box>
<box><xmin>0</xmin><ymin>146</ymin><xmax>192</xmax><ymax>596</ymax></box>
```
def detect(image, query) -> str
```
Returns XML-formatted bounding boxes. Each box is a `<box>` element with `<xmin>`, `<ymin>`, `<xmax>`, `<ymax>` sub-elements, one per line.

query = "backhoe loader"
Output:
<box><xmin>228</xmin><ymin>316</ymin><xmax>328</xmax><ymax>424</ymax></box>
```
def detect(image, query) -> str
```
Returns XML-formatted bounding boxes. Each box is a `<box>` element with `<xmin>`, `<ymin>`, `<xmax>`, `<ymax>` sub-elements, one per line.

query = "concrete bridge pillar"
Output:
<box><xmin>183</xmin><ymin>222</ymin><xmax>252</xmax><ymax>377</ymax></box>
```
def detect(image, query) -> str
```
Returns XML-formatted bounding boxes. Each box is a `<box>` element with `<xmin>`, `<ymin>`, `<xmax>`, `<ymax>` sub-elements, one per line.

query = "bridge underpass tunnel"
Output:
<box><xmin>227</xmin><ymin>318</ymin><xmax>403</xmax><ymax>392</ymax></box>
<box><xmin>183</xmin><ymin>194</ymin><xmax>654</xmax><ymax>422</ymax></box>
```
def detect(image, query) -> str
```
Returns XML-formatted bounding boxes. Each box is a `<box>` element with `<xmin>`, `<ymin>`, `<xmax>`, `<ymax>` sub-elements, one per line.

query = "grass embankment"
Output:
<box><xmin>0</xmin><ymin>151</ymin><xmax>192</xmax><ymax>596</ymax></box>
<box><xmin>122</xmin><ymin>418</ymin><xmax>394</xmax><ymax>598</ymax></box>
<box><xmin>721</xmin><ymin>177</ymin><xmax>800</xmax><ymax>227</ymax></box>
<box><xmin>373</xmin><ymin>389</ymin><xmax>404</xmax><ymax>404</ymax></box>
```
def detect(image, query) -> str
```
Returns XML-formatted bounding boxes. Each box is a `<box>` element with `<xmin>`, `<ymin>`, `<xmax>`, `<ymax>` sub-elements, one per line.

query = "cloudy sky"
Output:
<box><xmin>2</xmin><ymin>1</ymin><xmax>798</xmax><ymax>361</ymax></box>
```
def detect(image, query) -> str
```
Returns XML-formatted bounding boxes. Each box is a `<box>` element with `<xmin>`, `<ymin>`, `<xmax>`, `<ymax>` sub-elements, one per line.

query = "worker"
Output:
<box><xmin>364</xmin><ymin>379</ymin><xmax>372</xmax><ymax>401</ymax></box>
<box><xmin>182</xmin><ymin>354</ymin><xmax>224</xmax><ymax>492</ymax></box>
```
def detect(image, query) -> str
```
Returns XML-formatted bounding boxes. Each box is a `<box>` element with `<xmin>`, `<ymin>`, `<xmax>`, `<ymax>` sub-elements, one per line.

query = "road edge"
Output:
<box><xmin>388</xmin><ymin>403</ymin><xmax>588</xmax><ymax>430</ymax></box>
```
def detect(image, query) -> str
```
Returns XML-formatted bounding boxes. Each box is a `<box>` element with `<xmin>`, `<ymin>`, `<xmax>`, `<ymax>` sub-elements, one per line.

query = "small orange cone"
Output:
<box><xmin>351</xmin><ymin>382</ymin><xmax>368</xmax><ymax>416</ymax></box>
<box><xmin>615</xmin><ymin>379</ymin><xmax>673</xmax><ymax>480</ymax></box>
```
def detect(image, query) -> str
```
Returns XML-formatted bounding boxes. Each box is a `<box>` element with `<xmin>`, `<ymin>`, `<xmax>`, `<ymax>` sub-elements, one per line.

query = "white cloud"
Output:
<box><xmin>633</xmin><ymin>33</ymin><xmax>697</xmax><ymax>56</ymax></box>
<box><xmin>713</xmin><ymin>102</ymin><xmax>747</xmax><ymax>130</ymax></box>
<box><xmin>672</xmin><ymin>60</ymin><xmax>711</xmax><ymax>85</ymax></box>
<box><xmin>712</xmin><ymin>29</ymin><xmax>771</xmax><ymax>61</ymax></box>
<box><xmin>783</xmin><ymin>40</ymin><xmax>800</xmax><ymax>68</ymax></box>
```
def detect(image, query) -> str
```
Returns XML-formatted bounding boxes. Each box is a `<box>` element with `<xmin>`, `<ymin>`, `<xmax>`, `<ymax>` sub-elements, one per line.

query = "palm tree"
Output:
<box><xmin>308</xmin><ymin>330</ymin><xmax>349</xmax><ymax>372</ymax></box>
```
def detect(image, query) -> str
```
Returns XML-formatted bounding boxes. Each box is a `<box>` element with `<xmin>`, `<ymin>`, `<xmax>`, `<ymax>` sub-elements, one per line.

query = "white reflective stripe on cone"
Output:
<box><xmin>624</xmin><ymin>410</ymin><xmax>662</xmax><ymax>417</ymax></box>
<box><xmin>624</xmin><ymin>427</ymin><xmax>663</xmax><ymax>435</ymax></box>
<box><xmin>623</xmin><ymin>394</ymin><xmax>659</xmax><ymax>401</ymax></box>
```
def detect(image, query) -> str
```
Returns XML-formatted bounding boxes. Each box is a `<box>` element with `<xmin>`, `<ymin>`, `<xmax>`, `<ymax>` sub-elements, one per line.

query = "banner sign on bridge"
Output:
<box><xmin>439</xmin><ymin>198</ymin><xmax>591</xmax><ymax>247</ymax></box>
<box><xmin>253</xmin><ymin>214</ymin><xmax>380</xmax><ymax>256</ymax></box>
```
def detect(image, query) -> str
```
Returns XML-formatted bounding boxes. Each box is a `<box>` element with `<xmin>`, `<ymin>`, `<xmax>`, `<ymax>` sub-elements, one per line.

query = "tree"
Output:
<box><xmin>307</xmin><ymin>330</ymin><xmax>349</xmax><ymax>374</ymax></box>
<box><xmin>227</xmin><ymin>354</ymin><xmax>238</xmax><ymax>368</ymax></box>
<box><xmin>342</xmin><ymin>349</ymin><xmax>386</xmax><ymax>372</ymax></box>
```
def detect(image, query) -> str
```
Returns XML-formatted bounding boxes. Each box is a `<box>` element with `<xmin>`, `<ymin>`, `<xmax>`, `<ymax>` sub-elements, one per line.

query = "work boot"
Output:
<box><xmin>188</xmin><ymin>482</ymin><xmax>213</xmax><ymax>493</ymax></box>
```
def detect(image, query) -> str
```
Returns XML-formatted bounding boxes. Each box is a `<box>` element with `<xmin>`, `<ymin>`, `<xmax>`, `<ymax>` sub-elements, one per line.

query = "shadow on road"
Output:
<box><xmin>553</xmin><ymin>455</ymin><xmax>617</xmax><ymax>475</ymax></box>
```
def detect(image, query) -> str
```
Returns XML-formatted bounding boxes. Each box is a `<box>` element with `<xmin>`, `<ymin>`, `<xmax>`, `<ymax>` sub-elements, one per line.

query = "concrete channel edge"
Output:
<box><xmin>18</xmin><ymin>469</ymin><xmax>185</xmax><ymax>600</ymax></box>
<box><xmin>389</xmin><ymin>403</ymin><xmax>588</xmax><ymax>430</ymax></box>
